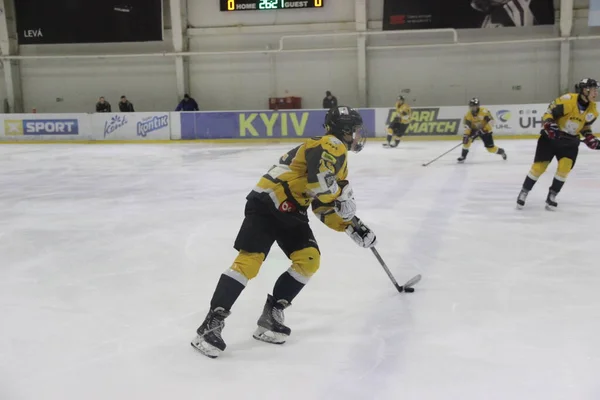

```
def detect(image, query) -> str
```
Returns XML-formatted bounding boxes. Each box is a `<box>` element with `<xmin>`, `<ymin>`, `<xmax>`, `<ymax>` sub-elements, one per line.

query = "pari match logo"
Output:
<box><xmin>4</xmin><ymin>119</ymin><xmax>79</xmax><ymax>136</ymax></box>
<box><xmin>386</xmin><ymin>108</ymin><xmax>461</xmax><ymax>136</ymax></box>
<box><xmin>137</xmin><ymin>115</ymin><xmax>169</xmax><ymax>137</ymax></box>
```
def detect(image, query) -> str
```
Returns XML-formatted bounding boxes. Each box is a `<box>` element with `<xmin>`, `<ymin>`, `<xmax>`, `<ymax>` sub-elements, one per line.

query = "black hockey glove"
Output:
<box><xmin>584</xmin><ymin>134</ymin><xmax>600</xmax><ymax>149</ymax></box>
<box><xmin>543</xmin><ymin>121</ymin><xmax>560</xmax><ymax>139</ymax></box>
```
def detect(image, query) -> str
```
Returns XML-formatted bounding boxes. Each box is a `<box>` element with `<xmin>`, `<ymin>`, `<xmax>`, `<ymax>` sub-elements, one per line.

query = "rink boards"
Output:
<box><xmin>0</xmin><ymin>104</ymin><xmax>577</xmax><ymax>142</ymax></box>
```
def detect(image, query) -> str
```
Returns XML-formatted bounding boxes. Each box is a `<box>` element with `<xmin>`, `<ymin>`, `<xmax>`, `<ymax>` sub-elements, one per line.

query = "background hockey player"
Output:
<box><xmin>516</xmin><ymin>78</ymin><xmax>600</xmax><ymax>210</ymax></box>
<box><xmin>384</xmin><ymin>96</ymin><xmax>412</xmax><ymax>148</ymax></box>
<box><xmin>458</xmin><ymin>98</ymin><xmax>507</xmax><ymax>162</ymax></box>
<box><xmin>191</xmin><ymin>106</ymin><xmax>377</xmax><ymax>359</ymax></box>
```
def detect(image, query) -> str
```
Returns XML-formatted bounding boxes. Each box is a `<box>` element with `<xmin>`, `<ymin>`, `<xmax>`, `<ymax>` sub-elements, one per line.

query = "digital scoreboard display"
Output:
<box><xmin>220</xmin><ymin>0</ymin><xmax>324</xmax><ymax>11</ymax></box>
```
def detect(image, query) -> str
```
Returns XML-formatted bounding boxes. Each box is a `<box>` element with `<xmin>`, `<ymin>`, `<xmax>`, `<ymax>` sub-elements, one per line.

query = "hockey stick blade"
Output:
<box><xmin>397</xmin><ymin>274</ymin><xmax>421</xmax><ymax>292</ymax></box>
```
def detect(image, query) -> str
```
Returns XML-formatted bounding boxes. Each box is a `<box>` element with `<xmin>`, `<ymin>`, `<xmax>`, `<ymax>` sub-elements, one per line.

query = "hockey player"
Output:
<box><xmin>457</xmin><ymin>98</ymin><xmax>507</xmax><ymax>162</ymax></box>
<box><xmin>516</xmin><ymin>78</ymin><xmax>600</xmax><ymax>210</ymax></box>
<box><xmin>191</xmin><ymin>106</ymin><xmax>377</xmax><ymax>359</ymax></box>
<box><xmin>383</xmin><ymin>95</ymin><xmax>412</xmax><ymax>148</ymax></box>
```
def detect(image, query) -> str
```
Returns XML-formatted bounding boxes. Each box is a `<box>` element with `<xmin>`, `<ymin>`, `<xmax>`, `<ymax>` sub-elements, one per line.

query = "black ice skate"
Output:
<box><xmin>457</xmin><ymin>149</ymin><xmax>468</xmax><ymax>163</ymax></box>
<box><xmin>191</xmin><ymin>307</ymin><xmax>230</xmax><ymax>359</ymax></box>
<box><xmin>253</xmin><ymin>294</ymin><xmax>291</xmax><ymax>345</ymax></box>
<box><xmin>498</xmin><ymin>148</ymin><xmax>507</xmax><ymax>160</ymax></box>
<box><xmin>545</xmin><ymin>190</ymin><xmax>558</xmax><ymax>211</ymax></box>
<box><xmin>516</xmin><ymin>188</ymin><xmax>529</xmax><ymax>209</ymax></box>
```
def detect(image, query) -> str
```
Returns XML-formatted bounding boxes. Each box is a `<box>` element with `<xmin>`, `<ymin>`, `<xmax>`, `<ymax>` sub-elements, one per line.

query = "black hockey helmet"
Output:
<box><xmin>469</xmin><ymin>98</ymin><xmax>480</xmax><ymax>107</ymax></box>
<box><xmin>469</xmin><ymin>98</ymin><xmax>480</xmax><ymax>114</ymax></box>
<box><xmin>397</xmin><ymin>95</ymin><xmax>405</xmax><ymax>102</ymax></box>
<box><xmin>576</xmin><ymin>78</ymin><xmax>599</xmax><ymax>93</ymax></box>
<box><xmin>324</xmin><ymin>106</ymin><xmax>366</xmax><ymax>153</ymax></box>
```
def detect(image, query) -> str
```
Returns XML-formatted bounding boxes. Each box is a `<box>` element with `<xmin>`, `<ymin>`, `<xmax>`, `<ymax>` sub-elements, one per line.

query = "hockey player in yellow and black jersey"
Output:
<box><xmin>384</xmin><ymin>96</ymin><xmax>412</xmax><ymax>148</ymax></box>
<box><xmin>191</xmin><ymin>106</ymin><xmax>377</xmax><ymax>359</ymax></box>
<box><xmin>457</xmin><ymin>98</ymin><xmax>507</xmax><ymax>162</ymax></box>
<box><xmin>517</xmin><ymin>78</ymin><xmax>600</xmax><ymax>210</ymax></box>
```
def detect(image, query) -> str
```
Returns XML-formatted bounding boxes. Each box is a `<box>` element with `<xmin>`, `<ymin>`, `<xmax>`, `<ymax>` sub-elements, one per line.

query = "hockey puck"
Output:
<box><xmin>404</xmin><ymin>287</ymin><xmax>415</xmax><ymax>293</ymax></box>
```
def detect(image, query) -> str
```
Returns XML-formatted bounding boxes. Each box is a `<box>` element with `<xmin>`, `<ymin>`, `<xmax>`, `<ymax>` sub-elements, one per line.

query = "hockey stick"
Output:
<box><xmin>369</xmin><ymin>247</ymin><xmax>421</xmax><ymax>293</ymax></box>
<box><xmin>352</xmin><ymin>217</ymin><xmax>421</xmax><ymax>293</ymax></box>
<box><xmin>421</xmin><ymin>142</ymin><xmax>463</xmax><ymax>167</ymax></box>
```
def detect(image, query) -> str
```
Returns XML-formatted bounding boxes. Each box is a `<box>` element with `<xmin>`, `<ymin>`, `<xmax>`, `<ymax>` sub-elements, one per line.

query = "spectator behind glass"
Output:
<box><xmin>322</xmin><ymin>90</ymin><xmax>338</xmax><ymax>109</ymax></box>
<box><xmin>175</xmin><ymin>94</ymin><xmax>199</xmax><ymax>111</ymax></box>
<box><xmin>119</xmin><ymin>95</ymin><xmax>135</xmax><ymax>112</ymax></box>
<box><xmin>95</xmin><ymin>96</ymin><xmax>111</xmax><ymax>112</ymax></box>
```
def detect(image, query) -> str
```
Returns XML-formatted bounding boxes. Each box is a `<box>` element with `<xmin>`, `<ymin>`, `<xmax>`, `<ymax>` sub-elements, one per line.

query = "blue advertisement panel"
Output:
<box><xmin>180</xmin><ymin>109</ymin><xmax>376</xmax><ymax>140</ymax></box>
<box><xmin>4</xmin><ymin>119</ymin><xmax>79</xmax><ymax>135</ymax></box>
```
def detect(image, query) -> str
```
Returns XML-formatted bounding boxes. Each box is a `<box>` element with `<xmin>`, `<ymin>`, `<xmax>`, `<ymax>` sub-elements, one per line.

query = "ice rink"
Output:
<box><xmin>1</xmin><ymin>139</ymin><xmax>600</xmax><ymax>400</ymax></box>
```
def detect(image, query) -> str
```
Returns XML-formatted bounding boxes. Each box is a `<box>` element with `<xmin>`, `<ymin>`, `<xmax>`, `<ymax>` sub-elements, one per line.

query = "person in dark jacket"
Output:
<box><xmin>322</xmin><ymin>91</ymin><xmax>338</xmax><ymax>109</ymax></box>
<box><xmin>119</xmin><ymin>95</ymin><xmax>135</xmax><ymax>112</ymax></box>
<box><xmin>95</xmin><ymin>97</ymin><xmax>111</xmax><ymax>112</ymax></box>
<box><xmin>175</xmin><ymin>94</ymin><xmax>199</xmax><ymax>111</ymax></box>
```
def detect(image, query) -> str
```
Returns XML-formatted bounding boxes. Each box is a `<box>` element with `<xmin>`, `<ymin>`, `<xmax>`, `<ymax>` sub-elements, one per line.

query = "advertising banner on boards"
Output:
<box><xmin>92</xmin><ymin>113</ymin><xmax>171</xmax><ymax>140</ymax></box>
<box><xmin>180</xmin><ymin>109</ymin><xmax>376</xmax><ymax>140</ymax></box>
<box><xmin>0</xmin><ymin>114</ymin><xmax>91</xmax><ymax>140</ymax></box>
<box><xmin>383</xmin><ymin>0</ymin><xmax>555</xmax><ymax>30</ymax></box>
<box><xmin>15</xmin><ymin>0</ymin><xmax>163</xmax><ymax>44</ymax></box>
<box><xmin>375</xmin><ymin>104</ymin><xmax>549</xmax><ymax>137</ymax></box>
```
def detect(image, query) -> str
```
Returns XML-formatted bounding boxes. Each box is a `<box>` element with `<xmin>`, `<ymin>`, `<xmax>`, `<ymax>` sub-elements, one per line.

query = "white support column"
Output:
<box><xmin>0</xmin><ymin>0</ymin><xmax>23</xmax><ymax>112</ymax></box>
<box><xmin>355</xmin><ymin>0</ymin><xmax>367</xmax><ymax>107</ymax></box>
<box><xmin>559</xmin><ymin>0</ymin><xmax>574</xmax><ymax>94</ymax></box>
<box><xmin>170</xmin><ymin>0</ymin><xmax>189</xmax><ymax>97</ymax></box>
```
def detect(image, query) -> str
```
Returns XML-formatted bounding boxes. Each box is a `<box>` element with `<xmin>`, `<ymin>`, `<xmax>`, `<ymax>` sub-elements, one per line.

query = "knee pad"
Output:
<box><xmin>529</xmin><ymin>161</ymin><xmax>550</xmax><ymax>179</ymax></box>
<box><xmin>556</xmin><ymin>157</ymin><xmax>574</xmax><ymax>181</ymax></box>
<box><xmin>288</xmin><ymin>247</ymin><xmax>321</xmax><ymax>284</ymax></box>
<box><xmin>462</xmin><ymin>135</ymin><xmax>473</xmax><ymax>149</ymax></box>
<box><xmin>229</xmin><ymin>251</ymin><xmax>265</xmax><ymax>284</ymax></box>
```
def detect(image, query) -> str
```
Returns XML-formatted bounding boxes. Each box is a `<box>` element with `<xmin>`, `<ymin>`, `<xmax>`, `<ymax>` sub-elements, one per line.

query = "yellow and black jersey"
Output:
<box><xmin>464</xmin><ymin>107</ymin><xmax>493</xmax><ymax>135</ymax></box>
<box><xmin>544</xmin><ymin>93</ymin><xmax>599</xmax><ymax>137</ymax></box>
<box><xmin>248</xmin><ymin>135</ymin><xmax>348</xmax><ymax>225</ymax></box>
<box><xmin>395</xmin><ymin>102</ymin><xmax>412</xmax><ymax>124</ymax></box>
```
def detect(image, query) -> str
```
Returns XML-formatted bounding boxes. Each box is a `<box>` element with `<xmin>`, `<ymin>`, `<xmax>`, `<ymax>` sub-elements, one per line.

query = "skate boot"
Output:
<box><xmin>516</xmin><ymin>188</ymin><xmax>529</xmax><ymax>209</ymax></box>
<box><xmin>253</xmin><ymin>294</ymin><xmax>291</xmax><ymax>344</ymax></box>
<box><xmin>545</xmin><ymin>190</ymin><xmax>558</xmax><ymax>211</ymax></box>
<box><xmin>191</xmin><ymin>307</ymin><xmax>230</xmax><ymax>358</ymax></box>
<box><xmin>498</xmin><ymin>148</ymin><xmax>507</xmax><ymax>160</ymax></box>
<box><xmin>457</xmin><ymin>149</ymin><xmax>468</xmax><ymax>163</ymax></box>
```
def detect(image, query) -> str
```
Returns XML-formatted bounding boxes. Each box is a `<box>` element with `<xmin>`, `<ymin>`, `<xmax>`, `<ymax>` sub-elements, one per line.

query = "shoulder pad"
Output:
<box><xmin>560</xmin><ymin>94</ymin><xmax>572</xmax><ymax>100</ymax></box>
<box><xmin>323</xmin><ymin>136</ymin><xmax>347</xmax><ymax>156</ymax></box>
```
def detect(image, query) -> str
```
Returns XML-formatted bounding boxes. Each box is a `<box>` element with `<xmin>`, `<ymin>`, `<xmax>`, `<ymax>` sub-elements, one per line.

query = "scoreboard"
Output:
<box><xmin>220</xmin><ymin>0</ymin><xmax>324</xmax><ymax>11</ymax></box>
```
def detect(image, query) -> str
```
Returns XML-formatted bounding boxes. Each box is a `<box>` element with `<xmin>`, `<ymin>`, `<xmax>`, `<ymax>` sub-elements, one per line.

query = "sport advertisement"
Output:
<box><xmin>383</xmin><ymin>0</ymin><xmax>555</xmax><ymax>30</ymax></box>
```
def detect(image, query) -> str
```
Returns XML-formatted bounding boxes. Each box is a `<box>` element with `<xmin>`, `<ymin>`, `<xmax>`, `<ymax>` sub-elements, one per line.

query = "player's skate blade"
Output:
<box><xmin>516</xmin><ymin>189</ymin><xmax>528</xmax><ymax>210</ymax></box>
<box><xmin>191</xmin><ymin>335</ymin><xmax>222</xmax><ymax>358</ymax></box>
<box><xmin>545</xmin><ymin>191</ymin><xmax>558</xmax><ymax>211</ymax></box>
<box><xmin>253</xmin><ymin>294</ymin><xmax>291</xmax><ymax>344</ymax></box>
<box><xmin>190</xmin><ymin>307</ymin><xmax>230</xmax><ymax>359</ymax></box>
<box><xmin>253</xmin><ymin>326</ymin><xmax>288</xmax><ymax>344</ymax></box>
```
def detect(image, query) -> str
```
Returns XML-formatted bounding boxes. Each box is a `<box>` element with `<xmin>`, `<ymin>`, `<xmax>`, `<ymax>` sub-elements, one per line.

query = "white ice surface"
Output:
<box><xmin>1</xmin><ymin>141</ymin><xmax>600</xmax><ymax>400</ymax></box>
